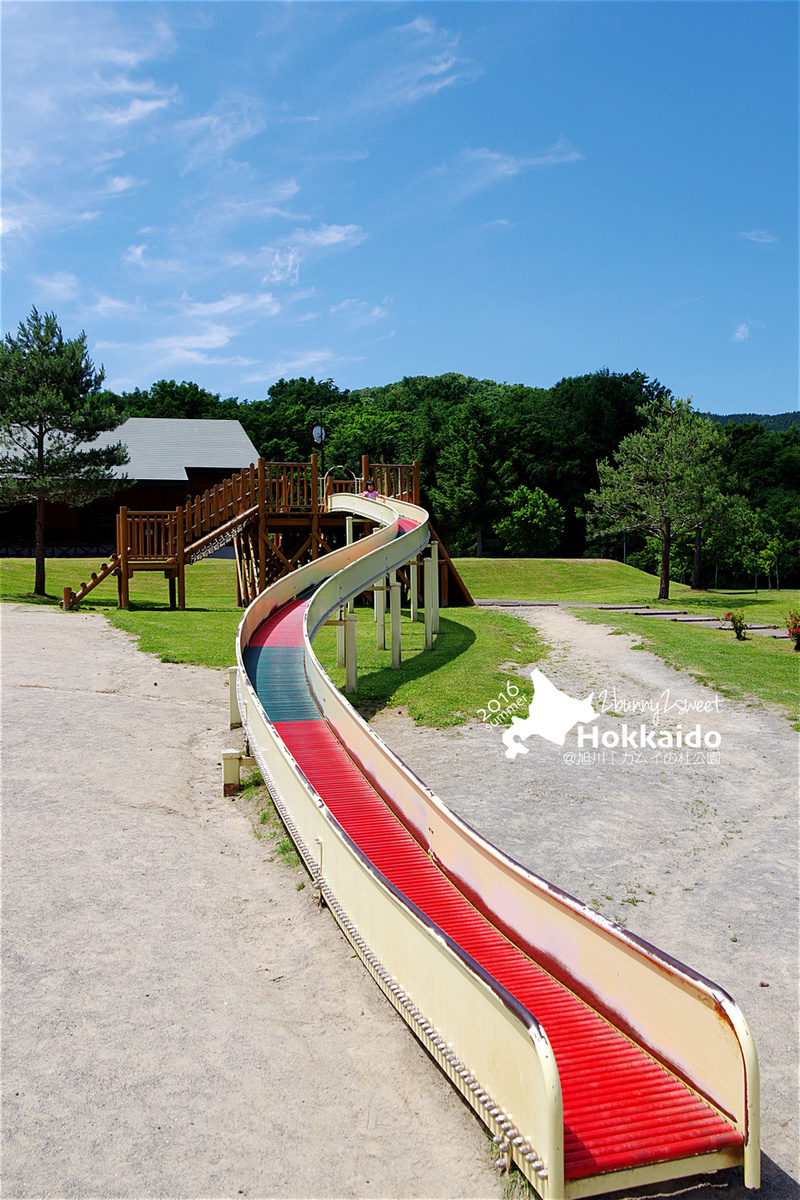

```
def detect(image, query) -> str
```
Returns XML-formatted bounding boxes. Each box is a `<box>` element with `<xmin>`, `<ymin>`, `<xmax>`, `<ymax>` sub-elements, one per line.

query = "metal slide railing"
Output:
<box><xmin>234</xmin><ymin>493</ymin><xmax>759</xmax><ymax>1199</ymax></box>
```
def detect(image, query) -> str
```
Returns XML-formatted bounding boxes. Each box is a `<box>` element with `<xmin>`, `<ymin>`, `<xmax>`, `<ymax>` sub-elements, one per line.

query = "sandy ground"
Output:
<box><xmin>3</xmin><ymin>600</ymin><xmax>798</xmax><ymax>1200</ymax></box>
<box><xmin>1</xmin><ymin>603</ymin><xmax>499</xmax><ymax>1200</ymax></box>
<box><xmin>372</xmin><ymin>604</ymin><xmax>800</xmax><ymax>1200</ymax></box>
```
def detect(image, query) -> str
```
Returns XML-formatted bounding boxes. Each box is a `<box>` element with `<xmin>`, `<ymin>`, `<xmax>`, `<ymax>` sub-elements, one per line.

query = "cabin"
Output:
<box><xmin>0</xmin><ymin>418</ymin><xmax>260</xmax><ymax>556</ymax></box>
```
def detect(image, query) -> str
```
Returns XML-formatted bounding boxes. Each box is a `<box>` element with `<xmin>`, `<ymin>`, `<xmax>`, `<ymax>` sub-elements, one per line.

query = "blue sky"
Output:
<box><xmin>2</xmin><ymin>2</ymin><xmax>797</xmax><ymax>413</ymax></box>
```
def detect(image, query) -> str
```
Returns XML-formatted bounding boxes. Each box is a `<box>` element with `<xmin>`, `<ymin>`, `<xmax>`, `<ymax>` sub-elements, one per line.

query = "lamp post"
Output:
<box><xmin>312</xmin><ymin>423</ymin><xmax>326</xmax><ymax>477</ymax></box>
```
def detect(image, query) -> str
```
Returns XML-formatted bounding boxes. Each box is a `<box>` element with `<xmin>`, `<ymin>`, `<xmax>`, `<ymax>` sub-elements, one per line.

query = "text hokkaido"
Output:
<box><xmin>576</xmin><ymin>724</ymin><xmax>721</xmax><ymax>750</ymax></box>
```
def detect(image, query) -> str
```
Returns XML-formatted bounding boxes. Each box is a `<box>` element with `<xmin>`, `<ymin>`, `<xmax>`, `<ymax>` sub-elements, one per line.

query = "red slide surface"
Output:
<box><xmin>247</xmin><ymin>597</ymin><xmax>742</xmax><ymax>1182</ymax></box>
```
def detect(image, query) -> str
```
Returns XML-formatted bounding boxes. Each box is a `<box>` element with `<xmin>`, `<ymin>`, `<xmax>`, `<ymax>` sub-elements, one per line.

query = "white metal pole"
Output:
<box><xmin>390</xmin><ymin>571</ymin><xmax>401</xmax><ymax>669</ymax></box>
<box><xmin>431</xmin><ymin>541</ymin><xmax>440</xmax><ymax>633</ymax></box>
<box><xmin>345</xmin><ymin>516</ymin><xmax>354</xmax><ymax>612</ymax></box>
<box><xmin>410</xmin><ymin>560</ymin><xmax>419</xmax><ymax>622</ymax></box>
<box><xmin>336</xmin><ymin>605</ymin><xmax>346</xmax><ymax>668</ymax></box>
<box><xmin>376</xmin><ymin>575</ymin><xmax>386</xmax><ymax>649</ymax></box>
<box><xmin>228</xmin><ymin>666</ymin><xmax>241</xmax><ymax>729</ymax></box>
<box><xmin>424</xmin><ymin>556</ymin><xmax>434</xmax><ymax>650</ymax></box>
<box><xmin>345</xmin><ymin>613</ymin><xmax>358</xmax><ymax>693</ymax></box>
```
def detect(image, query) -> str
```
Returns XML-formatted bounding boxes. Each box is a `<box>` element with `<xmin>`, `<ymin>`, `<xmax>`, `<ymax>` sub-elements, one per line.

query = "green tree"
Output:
<box><xmin>495</xmin><ymin>486</ymin><xmax>565</xmax><ymax>556</ymax></box>
<box><xmin>0</xmin><ymin>308</ymin><xmax>128</xmax><ymax>595</ymax></box>
<box><xmin>582</xmin><ymin>398</ymin><xmax>726</xmax><ymax>599</ymax></box>
<box><xmin>118</xmin><ymin>378</ymin><xmax>237</xmax><ymax>420</ymax></box>
<box><xmin>428</xmin><ymin>397</ymin><xmax>510</xmax><ymax>556</ymax></box>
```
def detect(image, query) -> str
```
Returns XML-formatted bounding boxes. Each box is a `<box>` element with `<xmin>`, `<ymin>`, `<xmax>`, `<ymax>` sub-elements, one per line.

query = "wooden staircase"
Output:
<box><xmin>62</xmin><ymin>456</ymin><xmax>474</xmax><ymax>611</ymax></box>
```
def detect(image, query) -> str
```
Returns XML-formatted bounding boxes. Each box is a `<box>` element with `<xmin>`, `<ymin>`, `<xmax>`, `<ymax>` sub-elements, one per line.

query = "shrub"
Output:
<box><xmin>785</xmin><ymin>609</ymin><xmax>800</xmax><ymax>651</ymax></box>
<box><xmin>720</xmin><ymin>610</ymin><xmax>748</xmax><ymax>640</ymax></box>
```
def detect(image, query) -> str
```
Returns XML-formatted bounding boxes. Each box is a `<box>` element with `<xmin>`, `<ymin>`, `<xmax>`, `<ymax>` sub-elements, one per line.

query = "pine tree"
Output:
<box><xmin>0</xmin><ymin>308</ymin><xmax>129</xmax><ymax>595</ymax></box>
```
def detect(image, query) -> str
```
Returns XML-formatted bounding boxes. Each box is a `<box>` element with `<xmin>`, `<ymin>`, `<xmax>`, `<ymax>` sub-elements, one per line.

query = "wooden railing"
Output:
<box><xmin>127</xmin><ymin>511</ymin><xmax>177</xmax><ymax>560</ymax></box>
<box><xmin>262</xmin><ymin>460</ymin><xmax>317</xmax><ymax>513</ymax></box>
<box><xmin>119</xmin><ymin>458</ymin><xmax>418</xmax><ymax>565</ymax></box>
<box><xmin>63</xmin><ymin>456</ymin><xmax>420</xmax><ymax>610</ymax></box>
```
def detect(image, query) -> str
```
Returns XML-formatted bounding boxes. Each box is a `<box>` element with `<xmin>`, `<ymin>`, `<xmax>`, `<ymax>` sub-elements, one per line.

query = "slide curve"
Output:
<box><xmin>235</xmin><ymin>493</ymin><xmax>759</xmax><ymax>1200</ymax></box>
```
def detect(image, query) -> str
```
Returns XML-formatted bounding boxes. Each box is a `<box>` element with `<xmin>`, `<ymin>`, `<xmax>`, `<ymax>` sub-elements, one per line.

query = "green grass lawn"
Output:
<box><xmin>454</xmin><ymin>556</ymin><xmax>799</xmax><ymax>724</ymax></box>
<box><xmin>313</xmin><ymin>606</ymin><xmax>547</xmax><ymax>727</ymax></box>
<box><xmin>3</xmin><ymin>555</ymin><xmax>796</xmax><ymax>725</ymax></box>
<box><xmin>0</xmin><ymin>556</ymin><xmax>548</xmax><ymax>725</ymax></box>
<box><xmin>0</xmin><ymin>556</ymin><xmax>245</xmax><ymax>669</ymax></box>
<box><xmin>573</xmin><ymin>606</ymin><xmax>799</xmax><ymax>725</ymax></box>
<box><xmin>455</xmin><ymin>556</ymin><xmax>799</xmax><ymax>623</ymax></box>
<box><xmin>454</xmin><ymin>556</ymin><xmax>686</xmax><ymax>604</ymax></box>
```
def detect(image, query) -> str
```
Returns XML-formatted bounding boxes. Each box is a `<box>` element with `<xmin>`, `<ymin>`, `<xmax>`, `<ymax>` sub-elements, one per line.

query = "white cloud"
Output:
<box><xmin>427</xmin><ymin>140</ymin><xmax>583</xmax><ymax>205</ymax></box>
<box><xmin>330</xmin><ymin>297</ymin><xmax>389</xmax><ymax>324</ymax></box>
<box><xmin>262</xmin><ymin>224</ymin><xmax>367</xmax><ymax>286</ymax></box>
<box><xmin>98</xmin><ymin>322</ymin><xmax>259</xmax><ymax>370</ymax></box>
<box><xmin>732</xmin><ymin>322</ymin><xmax>752</xmax><ymax>342</ymax></box>
<box><xmin>178</xmin><ymin>96</ymin><xmax>267</xmax><ymax>171</ymax></box>
<box><xmin>263</xmin><ymin>248</ymin><xmax>301</xmax><ymax>285</ymax></box>
<box><xmin>89</xmin><ymin>95</ymin><xmax>172</xmax><ymax>126</ymax></box>
<box><xmin>178</xmin><ymin>292</ymin><xmax>281</xmax><ymax>318</ymax></box>
<box><xmin>102</xmin><ymin>175</ymin><xmax>145</xmax><ymax>195</ymax></box>
<box><xmin>245</xmin><ymin>348</ymin><xmax>360</xmax><ymax>383</ymax></box>
<box><xmin>122</xmin><ymin>243</ymin><xmax>181</xmax><ymax>274</ymax></box>
<box><xmin>90</xmin><ymin>294</ymin><xmax>144</xmax><ymax>319</ymax></box>
<box><xmin>31</xmin><ymin>271</ymin><xmax>81</xmax><ymax>301</ymax></box>
<box><xmin>124</xmin><ymin>244</ymin><xmax>148</xmax><ymax>266</ymax></box>
<box><xmin>291</xmin><ymin>223</ymin><xmax>367</xmax><ymax>250</ymax></box>
<box><xmin>0</xmin><ymin>210</ymin><xmax>27</xmax><ymax>237</ymax></box>
<box><xmin>739</xmin><ymin>230</ymin><xmax>778</xmax><ymax>245</ymax></box>
<box><xmin>149</xmin><ymin>325</ymin><xmax>233</xmax><ymax>354</ymax></box>
<box><xmin>350</xmin><ymin>15</ymin><xmax>481</xmax><ymax>113</ymax></box>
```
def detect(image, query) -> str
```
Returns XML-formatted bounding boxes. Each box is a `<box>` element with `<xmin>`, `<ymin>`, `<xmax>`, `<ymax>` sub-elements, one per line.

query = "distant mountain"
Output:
<box><xmin>703</xmin><ymin>410</ymin><xmax>799</xmax><ymax>431</ymax></box>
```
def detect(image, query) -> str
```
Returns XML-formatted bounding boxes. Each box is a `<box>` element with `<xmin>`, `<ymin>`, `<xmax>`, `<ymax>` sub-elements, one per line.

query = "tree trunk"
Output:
<box><xmin>34</xmin><ymin>494</ymin><xmax>47</xmax><ymax>596</ymax></box>
<box><xmin>714</xmin><ymin>563</ymin><xmax>719</xmax><ymax>590</ymax></box>
<box><xmin>691</xmin><ymin>526</ymin><xmax>702</xmax><ymax>590</ymax></box>
<box><xmin>476</xmin><ymin>524</ymin><xmax>483</xmax><ymax>558</ymax></box>
<box><xmin>658</xmin><ymin>520</ymin><xmax>671</xmax><ymax>600</ymax></box>
<box><xmin>754</xmin><ymin>572</ymin><xmax>758</xmax><ymax>595</ymax></box>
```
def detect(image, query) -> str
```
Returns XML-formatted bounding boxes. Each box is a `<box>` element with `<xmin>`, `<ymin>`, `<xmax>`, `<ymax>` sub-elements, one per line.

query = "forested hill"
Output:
<box><xmin>113</xmin><ymin>370</ymin><xmax>799</xmax><ymax>582</ymax></box>
<box><xmin>704</xmin><ymin>411</ymin><xmax>799</xmax><ymax>431</ymax></box>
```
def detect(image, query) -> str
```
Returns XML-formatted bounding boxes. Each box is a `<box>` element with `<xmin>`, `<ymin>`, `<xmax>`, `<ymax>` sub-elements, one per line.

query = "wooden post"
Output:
<box><xmin>412</xmin><ymin>460</ymin><xmax>420</xmax><ymax>506</ymax></box>
<box><xmin>424</xmin><ymin>555</ymin><xmax>434</xmax><ymax>650</ymax></box>
<box><xmin>233</xmin><ymin>535</ymin><xmax>243</xmax><ymax>607</ymax></box>
<box><xmin>258</xmin><ymin>458</ymin><xmax>266</xmax><ymax>592</ymax></box>
<box><xmin>361</xmin><ymin>453</ymin><xmax>370</xmax><ymax>490</ymax></box>
<box><xmin>345</xmin><ymin>613</ymin><xmax>357</xmax><ymax>694</ymax></box>
<box><xmin>176</xmin><ymin>507</ymin><xmax>185</xmax><ymax>610</ymax></box>
<box><xmin>410</xmin><ymin>559</ymin><xmax>419</xmax><ymax>622</ymax></box>
<box><xmin>375</xmin><ymin>574</ymin><xmax>386</xmax><ymax>649</ymax></box>
<box><xmin>390</xmin><ymin>572</ymin><xmax>401</xmax><ymax>669</ymax></box>
<box><xmin>310</xmin><ymin>453</ymin><xmax>319</xmax><ymax>557</ymax></box>
<box><xmin>336</xmin><ymin>606</ymin><xmax>346</xmax><ymax>668</ymax></box>
<box><xmin>119</xmin><ymin>506</ymin><xmax>130</xmax><ymax>609</ymax></box>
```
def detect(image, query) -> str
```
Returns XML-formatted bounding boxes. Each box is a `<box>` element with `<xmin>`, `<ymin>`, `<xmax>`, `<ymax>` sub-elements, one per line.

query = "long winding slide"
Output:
<box><xmin>234</xmin><ymin>493</ymin><xmax>759</xmax><ymax>1199</ymax></box>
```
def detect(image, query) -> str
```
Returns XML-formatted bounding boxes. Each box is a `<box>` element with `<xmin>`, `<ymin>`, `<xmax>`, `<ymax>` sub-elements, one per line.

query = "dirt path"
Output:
<box><xmin>1</xmin><ymin>603</ymin><xmax>498</xmax><ymax>1200</ymax></box>
<box><xmin>372</xmin><ymin>604</ymin><xmax>800</xmax><ymax>1199</ymax></box>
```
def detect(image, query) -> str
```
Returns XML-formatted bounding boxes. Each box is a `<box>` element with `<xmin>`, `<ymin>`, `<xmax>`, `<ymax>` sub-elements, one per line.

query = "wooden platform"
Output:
<box><xmin>62</xmin><ymin>455</ymin><xmax>473</xmax><ymax>610</ymax></box>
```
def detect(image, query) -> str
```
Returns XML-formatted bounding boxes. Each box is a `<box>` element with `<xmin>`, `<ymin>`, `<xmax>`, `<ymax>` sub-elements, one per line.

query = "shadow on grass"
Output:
<box><xmin>340</xmin><ymin>613</ymin><xmax>477</xmax><ymax>718</ymax></box>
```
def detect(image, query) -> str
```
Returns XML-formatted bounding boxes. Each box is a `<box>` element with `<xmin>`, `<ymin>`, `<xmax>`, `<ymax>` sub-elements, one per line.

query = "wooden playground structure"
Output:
<box><xmin>61</xmin><ymin>454</ymin><xmax>472</xmax><ymax>611</ymax></box>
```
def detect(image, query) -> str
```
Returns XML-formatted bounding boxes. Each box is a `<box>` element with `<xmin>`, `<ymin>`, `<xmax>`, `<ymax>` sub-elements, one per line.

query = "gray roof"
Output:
<box><xmin>93</xmin><ymin>417</ymin><xmax>260</xmax><ymax>482</ymax></box>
